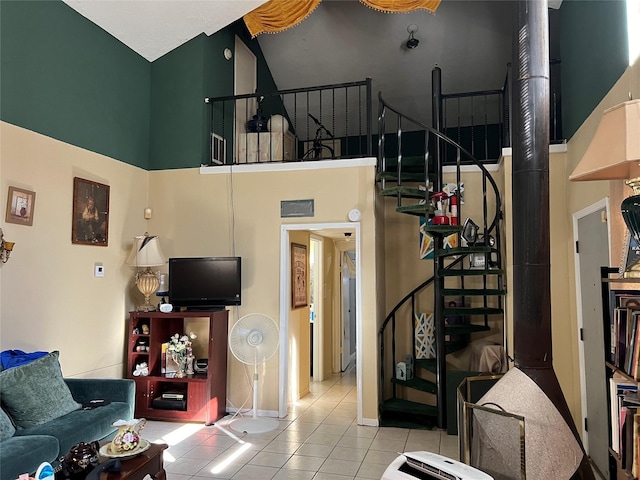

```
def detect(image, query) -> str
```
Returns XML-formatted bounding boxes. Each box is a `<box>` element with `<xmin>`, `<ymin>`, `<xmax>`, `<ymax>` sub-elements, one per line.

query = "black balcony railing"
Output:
<box><xmin>204</xmin><ymin>79</ymin><xmax>373</xmax><ymax>166</ymax></box>
<box><xmin>203</xmin><ymin>65</ymin><xmax>562</xmax><ymax>168</ymax></box>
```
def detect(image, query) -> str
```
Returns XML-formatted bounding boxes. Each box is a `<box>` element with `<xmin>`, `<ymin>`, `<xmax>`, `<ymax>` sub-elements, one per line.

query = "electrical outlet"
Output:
<box><xmin>94</xmin><ymin>263</ymin><xmax>104</xmax><ymax>277</ymax></box>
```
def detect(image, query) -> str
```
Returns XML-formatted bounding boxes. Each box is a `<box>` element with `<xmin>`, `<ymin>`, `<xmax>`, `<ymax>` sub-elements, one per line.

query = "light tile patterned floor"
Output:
<box><xmin>141</xmin><ymin>370</ymin><xmax>459</xmax><ymax>480</ymax></box>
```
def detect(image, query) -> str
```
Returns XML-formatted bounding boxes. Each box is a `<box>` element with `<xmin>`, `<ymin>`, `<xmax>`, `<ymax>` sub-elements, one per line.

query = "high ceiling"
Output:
<box><xmin>63</xmin><ymin>0</ymin><xmax>561</xmax><ymax>126</ymax></box>
<box><xmin>61</xmin><ymin>0</ymin><xmax>267</xmax><ymax>62</ymax></box>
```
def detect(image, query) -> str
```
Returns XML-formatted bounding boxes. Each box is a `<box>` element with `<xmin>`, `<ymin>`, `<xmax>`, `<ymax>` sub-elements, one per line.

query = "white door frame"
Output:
<box><xmin>573</xmin><ymin>197</ymin><xmax>611</xmax><ymax>449</ymax></box>
<box><xmin>279</xmin><ymin>222</ymin><xmax>363</xmax><ymax>424</ymax></box>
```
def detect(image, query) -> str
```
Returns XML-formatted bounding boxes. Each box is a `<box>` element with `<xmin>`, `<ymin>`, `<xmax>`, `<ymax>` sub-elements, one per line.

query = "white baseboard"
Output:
<box><xmin>360</xmin><ymin>417</ymin><xmax>379</xmax><ymax>427</ymax></box>
<box><xmin>226</xmin><ymin>407</ymin><xmax>279</xmax><ymax>418</ymax></box>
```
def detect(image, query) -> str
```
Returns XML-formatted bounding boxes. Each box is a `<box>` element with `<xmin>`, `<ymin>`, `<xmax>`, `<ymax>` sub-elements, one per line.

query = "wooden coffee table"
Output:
<box><xmin>100</xmin><ymin>442</ymin><xmax>168</xmax><ymax>480</ymax></box>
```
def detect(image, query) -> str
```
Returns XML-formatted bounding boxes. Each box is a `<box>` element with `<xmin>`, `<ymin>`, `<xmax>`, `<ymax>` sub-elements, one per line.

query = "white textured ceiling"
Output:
<box><xmin>62</xmin><ymin>0</ymin><xmax>268</xmax><ymax>61</ymax></box>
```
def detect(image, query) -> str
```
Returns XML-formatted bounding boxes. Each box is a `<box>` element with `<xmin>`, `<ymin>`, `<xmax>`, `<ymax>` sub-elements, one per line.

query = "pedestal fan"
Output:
<box><xmin>228</xmin><ymin>313</ymin><xmax>280</xmax><ymax>434</ymax></box>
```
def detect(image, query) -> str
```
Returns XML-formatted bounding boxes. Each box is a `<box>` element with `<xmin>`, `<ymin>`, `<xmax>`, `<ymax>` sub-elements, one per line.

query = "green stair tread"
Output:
<box><xmin>444</xmin><ymin>307</ymin><xmax>503</xmax><ymax>316</ymax></box>
<box><xmin>380</xmin><ymin>398</ymin><xmax>438</xmax><ymax>417</ymax></box>
<box><xmin>396</xmin><ymin>204</ymin><xmax>432</xmax><ymax>216</ymax></box>
<box><xmin>439</xmin><ymin>268</ymin><xmax>504</xmax><ymax>277</ymax></box>
<box><xmin>445</xmin><ymin>324</ymin><xmax>491</xmax><ymax>334</ymax></box>
<box><xmin>391</xmin><ymin>377</ymin><xmax>437</xmax><ymax>394</ymax></box>
<box><xmin>435</xmin><ymin>246</ymin><xmax>491</xmax><ymax>257</ymax></box>
<box><xmin>442</xmin><ymin>288</ymin><xmax>506</xmax><ymax>296</ymax></box>
<box><xmin>420</xmin><ymin>225</ymin><xmax>463</xmax><ymax>235</ymax></box>
<box><xmin>380</xmin><ymin>186</ymin><xmax>429</xmax><ymax>199</ymax></box>
<box><xmin>378</xmin><ymin>416</ymin><xmax>436</xmax><ymax>429</ymax></box>
<box><xmin>414</xmin><ymin>358</ymin><xmax>436</xmax><ymax>372</ymax></box>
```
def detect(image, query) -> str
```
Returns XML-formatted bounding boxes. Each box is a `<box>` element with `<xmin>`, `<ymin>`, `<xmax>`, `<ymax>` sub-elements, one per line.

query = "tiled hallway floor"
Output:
<box><xmin>142</xmin><ymin>370</ymin><xmax>459</xmax><ymax>480</ymax></box>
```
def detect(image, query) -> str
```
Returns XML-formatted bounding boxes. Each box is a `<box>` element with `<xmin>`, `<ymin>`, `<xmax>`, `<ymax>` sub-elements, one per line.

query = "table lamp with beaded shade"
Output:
<box><xmin>126</xmin><ymin>234</ymin><xmax>166</xmax><ymax>311</ymax></box>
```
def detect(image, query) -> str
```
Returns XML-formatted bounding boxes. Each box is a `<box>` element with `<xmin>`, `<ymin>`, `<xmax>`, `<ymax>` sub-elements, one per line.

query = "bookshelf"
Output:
<box><xmin>126</xmin><ymin>310</ymin><xmax>228</xmax><ymax>424</ymax></box>
<box><xmin>602</xmin><ymin>267</ymin><xmax>640</xmax><ymax>479</ymax></box>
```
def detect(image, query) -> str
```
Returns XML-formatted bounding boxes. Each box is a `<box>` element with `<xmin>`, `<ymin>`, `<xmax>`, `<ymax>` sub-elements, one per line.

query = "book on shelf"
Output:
<box><xmin>634</xmin><ymin>413</ymin><xmax>640</xmax><ymax>477</ymax></box>
<box><xmin>610</xmin><ymin>376</ymin><xmax>638</xmax><ymax>455</ymax></box>
<box><xmin>611</xmin><ymin>292</ymin><xmax>640</xmax><ymax>373</ymax></box>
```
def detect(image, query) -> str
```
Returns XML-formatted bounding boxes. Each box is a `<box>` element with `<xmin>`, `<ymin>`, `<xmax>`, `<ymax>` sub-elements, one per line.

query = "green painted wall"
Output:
<box><xmin>559</xmin><ymin>0</ymin><xmax>628</xmax><ymax>140</ymax></box>
<box><xmin>0</xmin><ymin>0</ymin><xmax>151</xmax><ymax>169</ymax></box>
<box><xmin>150</xmin><ymin>34</ymin><xmax>222</xmax><ymax>170</ymax></box>
<box><xmin>149</xmin><ymin>22</ymin><xmax>279</xmax><ymax>170</ymax></box>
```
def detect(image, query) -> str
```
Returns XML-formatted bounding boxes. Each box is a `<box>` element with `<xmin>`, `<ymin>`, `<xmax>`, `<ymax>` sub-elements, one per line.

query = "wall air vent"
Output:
<box><xmin>281</xmin><ymin>199</ymin><xmax>314</xmax><ymax>218</ymax></box>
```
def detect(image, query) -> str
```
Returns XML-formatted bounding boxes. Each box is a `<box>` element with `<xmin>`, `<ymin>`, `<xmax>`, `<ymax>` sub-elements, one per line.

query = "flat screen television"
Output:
<box><xmin>169</xmin><ymin>257</ymin><xmax>241</xmax><ymax>310</ymax></box>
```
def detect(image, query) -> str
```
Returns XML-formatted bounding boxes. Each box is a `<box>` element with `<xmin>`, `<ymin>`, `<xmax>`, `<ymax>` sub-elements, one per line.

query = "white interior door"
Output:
<box><xmin>341</xmin><ymin>265</ymin><xmax>351</xmax><ymax>372</ymax></box>
<box><xmin>575</xmin><ymin>200</ymin><xmax>610</xmax><ymax>479</ymax></box>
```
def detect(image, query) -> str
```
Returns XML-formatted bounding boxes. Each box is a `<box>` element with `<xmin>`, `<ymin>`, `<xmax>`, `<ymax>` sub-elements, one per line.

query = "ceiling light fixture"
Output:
<box><xmin>344</xmin><ymin>232</ymin><xmax>352</xmax><ymax>242</ymax></box>
<box><xmin>406</xmin><ymin>24</ymin><xmax>419</xmax><ymax>49</ymax></box>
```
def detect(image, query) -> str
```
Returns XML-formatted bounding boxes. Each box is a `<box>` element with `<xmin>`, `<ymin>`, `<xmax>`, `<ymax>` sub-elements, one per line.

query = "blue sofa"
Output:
<box><xmin>0</xmin><ymin>353</ymin><xmax>135</xmax><ymax>480</ymax></box>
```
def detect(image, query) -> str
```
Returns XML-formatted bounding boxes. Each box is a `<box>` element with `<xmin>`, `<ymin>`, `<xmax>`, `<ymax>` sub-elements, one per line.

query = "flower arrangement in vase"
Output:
<box><xmin>167</xmin><ymin>332</ymin><xmax>196</xmax><ymax>378</ymax></box>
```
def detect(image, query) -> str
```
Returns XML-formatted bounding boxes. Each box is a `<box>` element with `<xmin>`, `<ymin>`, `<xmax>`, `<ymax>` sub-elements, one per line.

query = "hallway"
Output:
<box><xmin>143</xmin><ymin>370</ymin><xmax>459</xmax><ymax>479</ymax></box>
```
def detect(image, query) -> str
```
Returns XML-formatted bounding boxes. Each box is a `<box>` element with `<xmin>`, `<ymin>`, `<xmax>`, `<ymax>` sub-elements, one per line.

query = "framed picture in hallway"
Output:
<box><xmin>291</xmin><ymin>243</ymin><xmax>308</xmax><ymax>308</ymax></box>
<box><xmin>72</xmin><ymin>177</ymin><xmax>110</xmax><ymax>246</ymax></box>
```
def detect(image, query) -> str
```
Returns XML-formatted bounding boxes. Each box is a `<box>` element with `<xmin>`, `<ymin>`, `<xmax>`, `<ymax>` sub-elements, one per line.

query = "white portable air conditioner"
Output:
<box><xmin>381</xmin><ymin>452</ymin><xmax>493</xmax><ymax>480</ymax></box>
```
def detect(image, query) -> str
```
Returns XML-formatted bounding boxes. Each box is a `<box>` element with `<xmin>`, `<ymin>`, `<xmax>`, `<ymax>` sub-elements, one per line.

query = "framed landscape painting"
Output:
<box><xmin>72</xmin><ymin>177</ymin><xmax>110</xmax><ymax>246</ymax></box>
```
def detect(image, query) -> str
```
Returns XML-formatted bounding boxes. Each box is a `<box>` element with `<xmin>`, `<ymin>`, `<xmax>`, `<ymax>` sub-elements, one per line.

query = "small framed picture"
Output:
<box><xmin>5</xmin><ymin>186</ymin><xmax>36</xmax><ymax>226</ymax></box>
<box><xmin>72</xmin><ymin>177</ymin><xmax>110</xmax><ymax>246</ymax></box>
<box><xmin>291</xmin><ymin>243</ymin><xmax>308</xmax><ymax>308</ymax></box>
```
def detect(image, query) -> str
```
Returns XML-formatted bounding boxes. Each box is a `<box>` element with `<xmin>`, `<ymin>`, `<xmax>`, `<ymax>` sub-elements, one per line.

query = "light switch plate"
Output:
<box><xmin>94</xmin><ymin>263</ymin><xmax>104</xmax><ymax>277</ymax></box>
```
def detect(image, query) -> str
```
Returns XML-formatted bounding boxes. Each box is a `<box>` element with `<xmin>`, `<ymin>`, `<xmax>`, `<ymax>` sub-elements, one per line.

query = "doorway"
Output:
<box><xmin>310</xmin><ymin>236</ymin><xmax>323</xmax><ymax>382</ymax></box>
<box><xmin>279</xmin><ymin>223</ymin><xmax>363</xmax><ymax>424</ymax></box>
<box><xmin>340</xmin><ymin>250</ymin><xmax>357</xmax><ymax>372</ymax></box>
<box><xmin>573</xmin><ymin>198</ymin><xmax>611</xmax><ymax>478</ymax></box>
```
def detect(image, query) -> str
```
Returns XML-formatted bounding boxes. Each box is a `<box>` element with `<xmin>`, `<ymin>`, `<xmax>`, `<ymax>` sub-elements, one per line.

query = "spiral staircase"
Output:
<box><xmin>376</xmin><ymin>84</ymin><xmax>507</xmax><ymax>432</ymax></box>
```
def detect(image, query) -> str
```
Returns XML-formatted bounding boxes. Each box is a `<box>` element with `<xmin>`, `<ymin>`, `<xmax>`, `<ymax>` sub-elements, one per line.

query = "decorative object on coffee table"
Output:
<box><xmin>99</xmin><ymin>438</ymin><xmax>151</xmax><ymax>459</ymax></box>
<box><xmin>110</xmin><ymin>418</ymin><xmax>146</xmax><ymax>453</ymax></box>
<box><xmin>98</xmin><ymin>442</ymin><xmax>167</xmax><ymax>480</ymax></box>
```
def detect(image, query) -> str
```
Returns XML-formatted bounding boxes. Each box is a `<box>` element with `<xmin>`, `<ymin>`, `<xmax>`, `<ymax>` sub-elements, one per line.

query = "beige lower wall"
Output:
<box><xmin>147</xmin><ymin>163</ymin><xmax>379</xmax><ymax>419</ymax></box>
<box><xmin>0</xmin><ymin>122</ymin><xmax>148</xmax><ymax>378</ymax></box>
<box><xmin>0</xmin><ymin>126</ymin><xmax>379</xmax><ymax>421</ymax></box>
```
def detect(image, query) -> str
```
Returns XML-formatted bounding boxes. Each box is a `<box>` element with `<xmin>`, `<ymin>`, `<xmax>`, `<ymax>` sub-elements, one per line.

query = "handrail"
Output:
<box><xmin>378</xmin><ymin>92</ymin><xmax>503</xmax><ymax>236</ymax></box>
<box><xmin>204</xmin><ymin>79</ymin><xmax>372</xmax><ymax>165</ymax></box>
<box><xmin>378</xmin><ymin>255</ymin><xmax>466</xmax><ymax>336</ymax></box>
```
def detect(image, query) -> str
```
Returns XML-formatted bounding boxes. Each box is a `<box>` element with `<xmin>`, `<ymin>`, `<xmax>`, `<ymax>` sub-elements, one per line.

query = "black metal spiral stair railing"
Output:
<box><xmin>377</xmin><ymin>90</ymin><xmax>505</xmax><ymax>431</ymax></box>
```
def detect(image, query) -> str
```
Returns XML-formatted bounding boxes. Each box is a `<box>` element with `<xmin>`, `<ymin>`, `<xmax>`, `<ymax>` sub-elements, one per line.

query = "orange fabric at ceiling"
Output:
<box><xmin>243</xmin><ymin>0</ymin><xmax>322</xmax><ymax>38</ymax></box>
<box><xmin>244</xmin><ymin>0</ymin><xmax>441</xmax><ymax>38</ymax></box>
<box><xmin>359</xmin><ymin>0</ymin><xmax>441</xmax><ymax>13</ymax></box>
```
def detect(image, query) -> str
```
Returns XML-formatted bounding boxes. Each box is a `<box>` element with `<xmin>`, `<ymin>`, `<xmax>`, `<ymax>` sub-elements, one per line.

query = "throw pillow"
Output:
<box><xmin>0</xmin><ymin>406</ymin><xmax>15</xmax><ymax>441</ymax></box>
<box><xmin>0</xmin><ymin>351</ymin><xmax>80</xmax><ymax>429</ymax></box>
